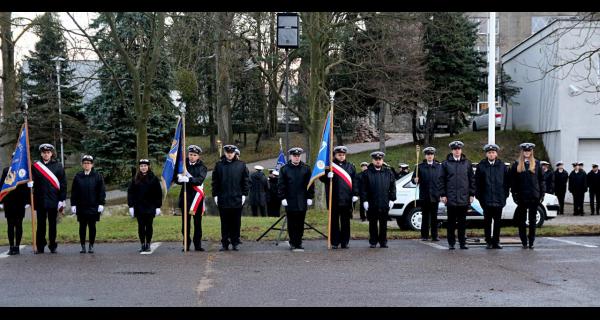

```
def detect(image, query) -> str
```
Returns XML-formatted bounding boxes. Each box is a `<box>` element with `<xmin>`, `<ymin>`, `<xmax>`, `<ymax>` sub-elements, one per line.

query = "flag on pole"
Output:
<box><xmin>307</xmin><ymin>111</ymin><xmax>332</xmax><ymax>189</ymax></box>
<box><xmin>161</xmin><ymin>117</ymin><xmax>184</xmax><ymax>194</ymax></box>
<box><xmin>275</xmin><ymin>139</ymin><xmax>286</xmax><ymax>171</ymax></box>
<box><xmin>0</xmin><ymin>124</ymin><xmax>31</xmax><ymax>201</ymax></box>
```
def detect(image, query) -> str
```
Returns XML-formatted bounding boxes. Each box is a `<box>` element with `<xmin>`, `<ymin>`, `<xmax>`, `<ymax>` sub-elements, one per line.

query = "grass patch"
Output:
<box><xmin>1</xmin><ymin>210</ymin><xmax>598</xmax><ymax>246</ymax></box>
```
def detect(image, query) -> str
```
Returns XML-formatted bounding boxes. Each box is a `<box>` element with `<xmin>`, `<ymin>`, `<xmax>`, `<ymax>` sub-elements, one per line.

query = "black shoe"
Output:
<box><xmin>194</xmin><ymin>247</ymin><xmax>205</xmax><ymax>252</ymax></box>
<box><xmin>528</xmin><ymin>244</ymin><xmax>534</xmax><ymax>249</ymax></box>
<box><xmin>341</xmin><ymin>243</ymin><xmax>349</xmax><ymax>249</ymax></box>
<box><xmin>144</xmin><ymin>243</ymin><xmax>151</xmax><ymax>252</ymax></box>
<box><xmin>486</xmin><ymin>243</ymin><xmax>493</xmax><ymax>249</ymax></box>
<box><xmin>7</xmin><ymin>246</ymin><xmax>15</xmax><ymax>255</ymax></box>
<box><xmin>219</xmin><ymin>246</ymin><xmax>229</xmax><ymax>252</ymax></box>
<box><xmin>522</xmin><ymin>244</ymin><xmax>528</xmax><ymax>249</ymax></box>
<box><xmin>14</xmin><ymin>246</ymin><xmax>20</xmax><ymax>255</ymax></box>
<box><xmin>331</xmin><ymin>245</ymin><xmax>338</xmax><ymax>249</ymax></box>
<box><xmin>380</xmin><ymin>244</ymin><xmax>388</xmax><ymax>248</ymax></box>
<box><xmin>459</xmin><ymin>244</ymin><xmax>469</xmax><ymax>250</ymax></box>
<box><xmin>181</xmin><ymin>247</ymin><xmax>191</xmax><ymax>252</ymax></box>
<box><xmin>492</xmin><ymin>244</ymin><xmax>503</xmax><ymax>249</ymax></box>
<box><xmin>50</xmin><ymin>248</ymin><xmax>57</xmax><ymax>254</ymax></box>
<box><xmin>432</xmin><ymin>237</ymin><xmax>440</xmax><ymax>242</ymax></box>
<box><xmin>88</xmin><ymin>245</ymin><xmax>94</xmax><ymax>254</ymax></box>
<box><xmin>35</xmin><ymin>248</ymin><xmax>44</xmax><ymax>254</ymax></box>
<box><xmin>448</xmin><ymin>245</ymin><xmax>455</xmax><ymax>250</ymax></box>
<box><xmin>292</xmin><ymin>246</ymin><xmax>305</xmax><ymax>252</ymax></box>
<box><xmin>80</xmin><ymin>245</ymin><xmax>86</xmax><ymax>254</ymax></box>
<box><xmin>232</xmin><ymin>245</ymin><xmax>239</xmax><ymax>251</ymax></box>
<box><xmin>369</xmin><ymin>244</ymin><xmax>377</xmax><ymax>248</ymax></box>
<box><xmin>420</xmin><ymin>237</ymin><xmax>428</xmax><ymax>241</ymax></box>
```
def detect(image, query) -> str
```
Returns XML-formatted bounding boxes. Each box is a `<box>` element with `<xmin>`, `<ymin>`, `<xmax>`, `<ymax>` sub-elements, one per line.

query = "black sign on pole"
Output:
<box><xmin>277</xmin><ymin>12</ymin><xmax>299</xmax><ymax>49</ymax></box>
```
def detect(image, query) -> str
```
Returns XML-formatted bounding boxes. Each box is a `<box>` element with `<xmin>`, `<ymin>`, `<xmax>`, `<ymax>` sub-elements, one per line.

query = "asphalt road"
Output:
<box><xmin>2</xmin><ymin>237</ymin><xmax>600</xmax><ymax>307</ymax></box>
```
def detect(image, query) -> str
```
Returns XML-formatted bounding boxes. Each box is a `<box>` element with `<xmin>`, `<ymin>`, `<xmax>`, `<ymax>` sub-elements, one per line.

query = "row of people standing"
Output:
<box><xmin>248</xmin><ymin>165</ymin><xmax>283</xmax><ymax>218</ymax></box>
<box><xmin>542</xmin><ymin>161</ymin><xmax>600</xmax><ymax>216</ymax></box>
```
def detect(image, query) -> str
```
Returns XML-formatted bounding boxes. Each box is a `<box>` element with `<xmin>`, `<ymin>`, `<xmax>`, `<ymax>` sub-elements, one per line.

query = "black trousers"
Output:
<box><xmin>367</xmin><ymin>208</ymin><xmax>389</xmax><ymax>246</ymax></box>
<box><xmin>446</xmin><ymin>206</ymin><xmax>467</xmax><ymax>246</ymax></box>
<box><xmin>136</xmin><ymin>215</ymin><xmax>154</xmax><ymax>244</ymax></box>
<box><xmin>555</xmin><ymin>191</ymin><xmax>566</xmax><ymax>215</ymax></box>
<box><xmin>590</xmin><ymin>190</ymin><xmax>600</xmax><ymax>215</ymax></box>
<box><xmin>181</xmin><ymin>210</ymin><xmax>203</xmax><ymax>249</ymax></box>
<box><xmin>515</xmin><ymin>202</ymin><xmax>538</xmax><ymax>246</ymax></box>
<box><xmin>78</xmin><ymin>216</ymin><xmax>97</xmax><ymax>246</ymax></box>
<box><xmin>219</xmin><ymin>207</ymin><xmax>242</xmax><ymax>247</ymax></box>
<box><xmin>267</xmin><ymin>201</ymin><xmax>281</xmax><ymax>217</ymax></box>
<box><xmin>359</xmin><ymin>204</ymin><xmax>366</xmax><ymax>220</ymax></box>
<box><xmin>286</xmin><ymin>210</ymin><xmax>307</xmax><ymax>248</ymax></box>
<box><xmin>251</xmin><ymin>205</ymin><xmax>267</xmax><ymax>217</ymax></box>
<box><xmin>330</xmin><ymin>205</ymin><xmax>352</xmax><ymax>247</ymax></box>
<box><xmin>6</xmin><ymin>213</ymin><xmax>24</xmax><ymax>248</ymax></box>
<box><xmin>421</xmin><ymin>201</ymin><xmax>439</xmax><ymax>239</ymax></box>
<box><xmin>36</xmin><ymin>208</ymin><xmax>58</xmax><ymax>251</ymax></box>
<box><xmin>483</xmin><ymin>206</ymin><xmax>503</xmax><ymax>245</ymax></box>
<box><xmin>573</xmin><ymin>192</ymin><xmax>585</xmax><ymax>215</ymax></box>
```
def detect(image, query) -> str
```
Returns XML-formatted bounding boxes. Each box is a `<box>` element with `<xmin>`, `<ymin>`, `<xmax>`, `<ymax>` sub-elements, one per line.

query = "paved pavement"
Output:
<box><xmin>2</xmin><ymin>237</ymin><xmax>600</xmax><ymax>306</ymax></box>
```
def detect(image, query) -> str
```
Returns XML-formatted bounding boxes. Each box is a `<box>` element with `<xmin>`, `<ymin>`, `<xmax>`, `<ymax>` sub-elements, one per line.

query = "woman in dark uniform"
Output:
<box><xmin>128</xmin><ymin>159</ymin><xmax>163</xmax><ymax>252</ymax></box>
<box><xmin>1</xmin><ymin>160</ymin><xmax>30</xmax><ymax>255</ymax></box>
<box><xmin>70</xmin><ymin>155</ymin><xmax>106</xmax><ymax>254</ymax></box>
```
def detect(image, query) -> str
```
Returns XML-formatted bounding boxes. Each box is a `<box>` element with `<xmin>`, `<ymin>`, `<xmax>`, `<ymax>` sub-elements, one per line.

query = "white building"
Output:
<box><xmin>502</xmin><ymin>19</ymin><xmax>600</xmax><ymax>202</ymax></box>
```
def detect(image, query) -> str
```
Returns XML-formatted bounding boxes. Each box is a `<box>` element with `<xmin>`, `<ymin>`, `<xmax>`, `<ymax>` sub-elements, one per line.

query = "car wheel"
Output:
<box><xmin>525</xmin><ymin>206</ymin><xmax>545</xmax><ymax>228</ymax></box>
<box><xmin>405</xmin><ymin>207</ymin><xmax>422</xmax><ymax>231</ymax></box>
<box><xmin>472</xmin><ymin>122</ymin><xmax>477</xmax><ymax>131</ymax></box>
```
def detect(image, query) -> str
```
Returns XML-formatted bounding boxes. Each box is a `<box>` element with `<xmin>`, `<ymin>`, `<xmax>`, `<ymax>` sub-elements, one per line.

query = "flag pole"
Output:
<box><xmin>181</xmin><ymin>111</ymin><xmax>188</xmax><ymax>253</ymax></box>
<box><xmin>23</xmin><ymin>103</ymin><xmax>37</xmax><ymax>253</ymax></box>
<box><xmin>413</xmin><ymin>145</ymin><xmax>420</xmax><ymax>208</ymax></box>
<box><xmin>327</xmin><ymin>91</ymin><xmax>335</xmax><ymax>249</ymax></box>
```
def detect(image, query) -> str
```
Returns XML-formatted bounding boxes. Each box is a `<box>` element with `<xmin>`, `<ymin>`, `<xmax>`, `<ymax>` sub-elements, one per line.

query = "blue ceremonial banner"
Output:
<box><xmin>161</xmin><ymin>117</ymin><xmax>184</xmax><ymax>194</ymax></box>
<box><xmin>0</xmin><ymin>124</ymin><xmax>31</xmax><ymax>201</ymax></box>
<box><xmin>307</xmin><ymin>111</ymin><xmax>331</xmax><ymax>189</ymax></box>
<box><xmin>276</xmin><ymin>148</ymin><xmax>286</xmax><ymax>171</ymax></box>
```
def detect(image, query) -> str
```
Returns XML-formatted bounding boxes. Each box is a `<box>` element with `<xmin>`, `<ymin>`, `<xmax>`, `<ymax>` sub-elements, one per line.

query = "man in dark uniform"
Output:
<box><xmin>440</xmin><ymin>141</ymin><xmax>476</xmax><ymax>250</ymax></box>
<box><xmin>554</xmin><ymin>161</ymin><xmax>569</xmax><ymax>215</ymax></box>
<box><xmin>30</xmin><ymin>143</ymin><xmax>67</xmax><ymax>254</ymax></box>
<box><xmin>1</xmin><ymin>159</ymin><xmax>30</xmax><ymax>255</ymax></box>
<box><xmin>266</xmin><ymin>169</ymin><xmax>281</xmax><ymax>217</ymax></box>
<box><xmin>398</xmin><ymin>163</ymin><xmax>410</xmax><ymax>179</ymax></box>
<box><xmin>319</xmin><ymin>146</ymin><xmax>358</xmax><ymax>249</ymax></box>
<box><xmin>212</xmin><ymin>145</ymin><xmax>249</xmax><ymax>251</ymax></box>
<box><xmin>360</xmin><ymin>151</ymin><xmax>397</xmax><ymax>248</ymax></box>
<box><xmin>412</xmin><ymin>146</ymin><xmax>442</xmax><ymax>241</ymax></box>
<box><xmin>278</xmin><ymin>147</ymin><xmax>314</xmax><ymax>252</ymax></box>
<box><xmin>356</xmin><ymin>162</ymin><xmax>369</xmax><ymax>221</ymax></box>
<box><xmin>176</xmin><ymin>145</ymin><xmax>208</xmax><ymax>252</ymax></box>
<box><xmin>587</xmin><ymin>164</ymin><xmax>600</xmax><ymax>215</ymax></box>
<box><xmin>475</xmin><ymin>144</ymin><xmax>510</xmax><ymax>249</ymax></box>
<box><xmin>541</xmin><ymin>161</ymin><xmax>554</xmax><ymax>195</ymax></box>
<box><xmin>249</xmin><ymin>165</ymin><xmax>269</xmax><ymax>217</ymax></box>
<box><xmin>569</xmin><ymin>162</ymin><xmax>587</xmax><ymax>216</ymax></box>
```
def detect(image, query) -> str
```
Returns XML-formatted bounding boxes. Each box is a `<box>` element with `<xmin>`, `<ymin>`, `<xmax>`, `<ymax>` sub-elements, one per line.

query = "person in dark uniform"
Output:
<box><xmin>30</xmin><ymin>143</ymin><xmax>67</xmax><ymax>254</ymax></box>
<box><xmin>266</xmin><ymin>169</ymin><xmax>281</xmax><ymax>217</ymax></box>
<box><xmin>569</xmin><ymin>162</ymin><xmax>587</xmax><ymax>216</ymax></box>
<box><xmin>398</xmin><ymin>163</ymin><xmax>410</xmax><ymax>179</ymax></box>
<box><xmin>475</xmin><ymin>144</ymin><xmax>510</xmax><ymax>249</ymax></box>
<box><xmin>440</xmin><ymin>141</ymin><xmax>476</xmax><ymax>250</ymax></box>
<box><xmin>587</xmin><ymin>164</ymin><xmax>600</xmax><ymax>215</ymax></box>
<box><xmin>319</xmin><ymin>146</ymin><xmax>358</xmax><ymax>249</ymax></box>
<box><xmin>249</xmin><ymin>165</ymin><xmax>269</xmax><ymax>217</ymax></box>
<box><xmin>128</xmin><ymin>159</ymin><xmax>163</xmax><ymax>252</ymax></box>
<box><xmin>212</xmin><ymin>145</ymin><xmax>250</xmax><ymax>251</ymax></box>
<box><xmin>412</xmin><ymin>146</ymin><xmax>442</xmax><ymax>242</ymax></box>
<box><xmin>554</xmin><ymin>161</ymin><xmax>569</xmax><ymax>215</ymax></box>
<box><xmin>360</xmin><ymin>151</ymin><xmax>396</xmax><ymax>248</ymax></box>
<box><xmin>541</xmin><ymin>161</ymin><xmax>554</xmax><ymax>195</ymax></box>
<box><xmin>510</xmin><ymin>143</ymin><xmax>545</xmax><ymax>249</ymax></box>
<box><xmin>70</xmin><ymin>155</ymin><xmax>106</xmax><ymax>254</ymax></box>
<box><xmin>356</xmin><ymin>162</ymin><xmax>369</xmax><ymax>221</ymax></box>
<box><xmin>175</xmin><ymin>145</ymin><xmax>208</xmax><ymax>252</ymax></box>
<box><xmin>1</xmin><ymin>161</ymin><xmax>30</xmax><ymax>255</ymax></box>
<box><xmin>278</xmin><ymin>147</ymin><xmax>314</xmax><ymax>252</ymax></box>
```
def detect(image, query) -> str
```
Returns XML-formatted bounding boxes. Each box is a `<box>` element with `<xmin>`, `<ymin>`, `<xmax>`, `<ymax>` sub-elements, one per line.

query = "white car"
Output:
<box><xmin>389</xmin><ymin>174</ymin><xmax>559</xmax><ymax>231</ymax></box>
<box><xmin>472</xmin><ymin>107</ymin><xmax>502</xmax><ymax>131</ymax></box>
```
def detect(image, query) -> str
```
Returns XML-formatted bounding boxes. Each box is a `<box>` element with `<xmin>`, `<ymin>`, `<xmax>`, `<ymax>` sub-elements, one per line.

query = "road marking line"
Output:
<box><xmin>545</xmin><ymin>237</ymin><xmax>598</xmax><ymax>248</ymax></box>
<box><xmin>0</xmin><ymin>245</ymin><xmax>26</xmax><ymax>259</ymax></box>
<box><xmin>416</xmin><ymin>240</ymin><xmax>447</xmax><ymax>250</ymax></box>
<box><xmin>140</xmin><ymin>242</ymin><xmax>162</xmax><ymax>255</ymax></box>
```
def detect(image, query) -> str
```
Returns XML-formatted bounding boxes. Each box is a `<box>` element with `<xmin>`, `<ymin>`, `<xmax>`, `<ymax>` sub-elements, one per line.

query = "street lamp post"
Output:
<box><xmin>277</xmin><ymin>12</ymin><xmax>299</xmax><ymax>153</ymax></box>
<box><xmin>487</xmin><ymin>12</ymin><xmax>497</xmax><ymax>145</ymax></box>
<box><xmin>51</xmin><ymin>56</ymin><xmax>66</xmax><ymax>167</ymax></box>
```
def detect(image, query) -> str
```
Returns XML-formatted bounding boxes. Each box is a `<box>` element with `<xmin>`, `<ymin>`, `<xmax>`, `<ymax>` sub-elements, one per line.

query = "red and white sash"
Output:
<box><xmin>33</xmin><ymin>161</ymin><xmax>60</xmax><ymax>191</ymax></box>
<box><xmin>185</xmin><ymin>172</ymin><xmax>205</xmax><ymax>216</ymax></box>
<box><xmin>331</xmin><ymin>162</ymin><xmax>352</xmax><ymax>189</ymax></box>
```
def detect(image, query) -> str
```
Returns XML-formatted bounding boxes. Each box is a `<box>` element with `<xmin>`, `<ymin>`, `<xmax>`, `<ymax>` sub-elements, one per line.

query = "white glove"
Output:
<box><xmin>27</xmin><ymin>181</ymin><xmax>34</xmax><ymax>188</ymax></box>
<box><xmin>71</xmin><ymin>206</ymin><xmax>76</xmax><ymax>214</ymax></box>
<box><xmin>307</xmin><ymin>199</ymin><xmax>313</xmax><ymax>206</ymax></box>
<box><xmin>242</xmin><ymin>195</ymin><xmax>246</xmax><ymax>205</ymax></box>
<box><xmin>389</xmin><ymin>200</ymin><xmax>395</xmax><ymax>209</ymax></box>
<box><xmin>177</xmin><ymin>174</ymin><xmax>189</xmax><ymax>183</ymax></box>
<box><xmin>352</xmin><ymin>196</ymin><xmax>359</xmax><ymax>203</ymax></box>
<box><xmin>0</xmin><ymin>204</ymin><xmax>3</xmax><ymax>210</ymax></box>
<box><xmin>98</xmin><ymin>205</ymin><xmax>104</xmax><ymax>213</ymax></box>
<box><xmin>155</xmin><ymin>208</ymin><xmax>161</xmax><ymax>216</ymax></box>
<box><xmin>129</xmin><ymin>207</ymin><xmax>134</xmax><ymax>218</ymax></box>
<box><xmin>25</xmin><ymin>204</ymin><xmax>30</xmax><ymax>209</ymax></box>
<box><xmin>363</xmin><ymin>202</ymin><xmax>369</xmax><ymax>210</ymax></box>
<box><xmin>327</xmin><ymin>172</ymin><xmax>334</xmax><ymax>178</ymax></box>
<box><xmin>281</xmin><ymin>199</ymin><xmax>288</xmax><ymax>207</ymax></box>
<box><xmin>214</xmin><ymin>196</ymin><xmax>218</xmax><ymax>205</ymax></box>
<box><xmin>57</xmin><ymin>201</ymin><xmax>65</xmax><ymax>210</ymax></box>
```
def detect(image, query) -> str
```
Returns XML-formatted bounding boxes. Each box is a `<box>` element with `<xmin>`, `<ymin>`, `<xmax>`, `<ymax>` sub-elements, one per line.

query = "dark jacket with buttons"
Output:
<box><xmin>249</xmin><ymin>171</ymin><xmax>269</xmax><ymax>206</ymax></box>
<box><xmin>359</xmin><ymin>164</ymin><xmax>397</xmax><ymax>210</ymax></box>
<box><xmin>319</xmin><ymin>159</ymin><xmax>358</xmax><ymax>207</ymax></box>
<box><xmin>71</xmin><ymin>169</ymin><xmax>106</xmax><ymax>217</ymax></box>
<box><xmin>475</xmin><ymin>159</ymin><xmax>510</xmax><ymax>207</ymax></box>
<box><xmin>175</xmin><ymin>159</ymin><xmax>208</xmax><ymax>213</ymax></box>
<box><xmin>440</xmin><ymin>153</ymin><xmax>476</xmax><ymax>207</ymax></box>
<box><xmin>278</xmin><ymin>160</ymin><xmax>314</xmax><ymax>212</ymax></box>
<box><xmin>510</xmin><ymin>160</ymin><xmax>545</xmax><ymax>203</ymax></box>
<box><xmin>411</xmin><ymin>160</ymin><xmax>442</xmax><ymax>203</ymax></box>
<box><xmin>543</xmin><ymin>169</ymin><xmax>554</xmax><ymax>194</ymax></box>
<box><xmin>32</xmin><ymin>159</ymin><xmax>67</xmax><ymax>209</ymax></box>
<box><xmin>127</xmin><ymin>171</ymin><xmax>162</xmax><ymax>217</ymax></box>
<box><xmin>211</xmin><ymin>156</ymin><xmax>250</xmax><ymax>209</ymax></box>
<box><xmin>587</xmin><ymin>170</ymin><xmax>600</xmax><ymax>192</ymax></box>
<box><xmin>554</xmin><ymin>169</ymin><xmax>569</xmax><ymax>194</ymax></box>
<box><xmin>0</xmin><ymin>167</ymin><xmax>30</xmax><ymax>216</ymax></box>
<box><xmin>568</xmin><ymin>170</ymin><xmax>587</xmax><ymax>194</ymax></box>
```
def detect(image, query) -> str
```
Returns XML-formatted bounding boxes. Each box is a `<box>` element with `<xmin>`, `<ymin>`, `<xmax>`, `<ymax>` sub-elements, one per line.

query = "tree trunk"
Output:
<box><xmin>378</xmin><ymin>102</ymin><xmax>386</xmax><ymax>152</ymax></box>
<box><xmin>0</xmin><ymin>12</ymin><xmax>17</xmax><ymax>166</ymax></box>
<box><xmin>424</xmin><ymin>109</ymin><xmax>435</xmax><ymax>145</ymax></box>
<box><xmin>215</xmin><ymin>12</ymin><xmax>234</xmax><ymax>144</ymax></box>
<box><xmin>411</xmin><ymin>109</ymin><xmax>419</xmax><ymax>144</ymax></box>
